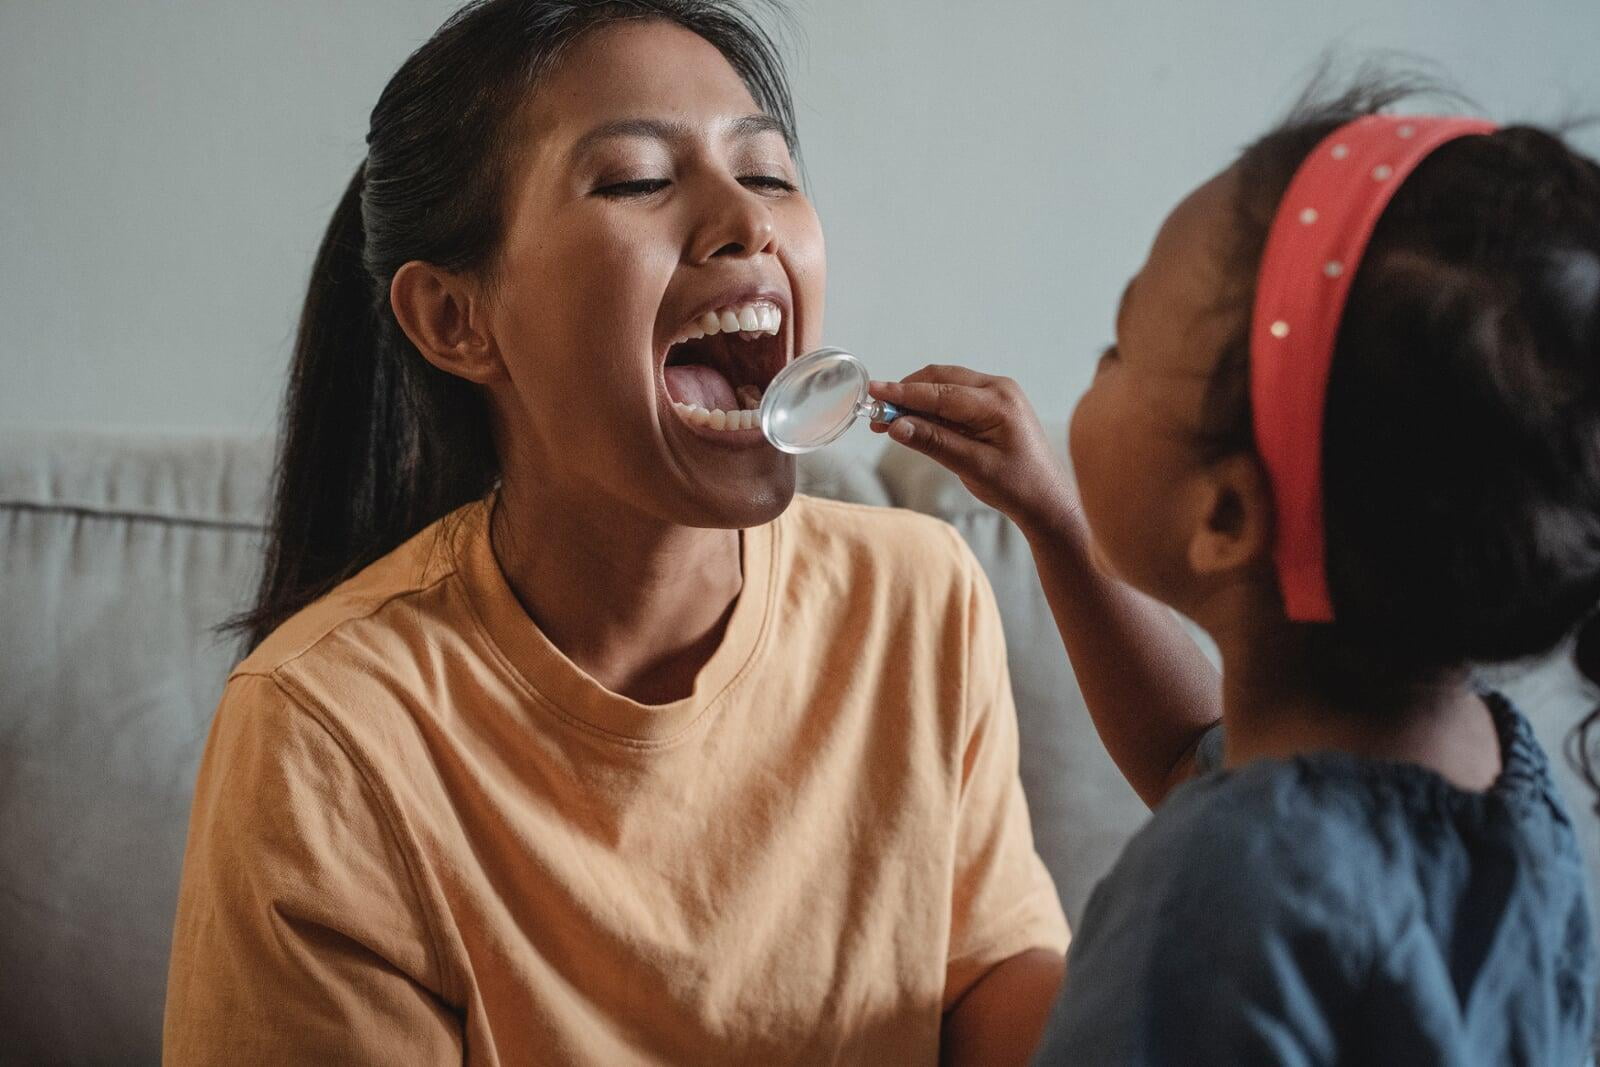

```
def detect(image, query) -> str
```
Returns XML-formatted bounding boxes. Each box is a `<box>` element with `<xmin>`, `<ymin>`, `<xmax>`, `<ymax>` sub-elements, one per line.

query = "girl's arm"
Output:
<box><xmin>941</xmin><ymin>948</ymin><xmax>1064</xmax><ymax>1066</ymax></box>
<box><xmin>872</xmin><ymin>367</ymin><xmax>1220</xmax><ymax>806</ymax></box>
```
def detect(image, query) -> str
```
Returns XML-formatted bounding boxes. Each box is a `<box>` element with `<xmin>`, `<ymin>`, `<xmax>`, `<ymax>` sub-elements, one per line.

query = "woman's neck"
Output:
<box><xmin>1213</xmin><ymin>613</ymin><xmax>1502</xmax><ymax>793</ymax></box>
<box><xmin>491</xmin><ymin>475</ymin><xmax>744</xmax><ymax>706</ymax></box>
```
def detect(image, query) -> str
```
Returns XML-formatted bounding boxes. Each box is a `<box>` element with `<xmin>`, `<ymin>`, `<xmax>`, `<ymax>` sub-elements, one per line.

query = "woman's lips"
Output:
<box><xmin>655</xmin><ymin>284</ymin><xmax>796</xmax><ymax>450</ymax></box>
<box><xmin>660</xmin><ymin>294</ymin><xmax>787</xmax><ymax>445</ymax></box>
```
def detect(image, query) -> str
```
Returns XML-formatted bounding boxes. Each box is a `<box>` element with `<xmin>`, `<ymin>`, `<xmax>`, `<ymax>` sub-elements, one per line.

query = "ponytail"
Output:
<box><xmin>226</xmin><ymin>162</ymin><xmax>495</xmax><ymax>651</ymax></box>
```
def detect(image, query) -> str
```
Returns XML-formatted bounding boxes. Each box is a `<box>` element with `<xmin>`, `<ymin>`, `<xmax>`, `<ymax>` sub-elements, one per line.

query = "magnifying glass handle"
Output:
<box><xmin>859</xmin><ymin>398</ymin><xmax>902</xmax><ymax>424</ymax></box>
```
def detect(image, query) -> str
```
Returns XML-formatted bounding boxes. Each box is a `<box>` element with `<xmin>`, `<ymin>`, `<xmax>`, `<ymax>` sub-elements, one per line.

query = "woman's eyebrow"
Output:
<box><xmin>569</xmin><ymin>114</ymin><xmax>792</xmax><ymax>162</ymax></box>
<box><xmin>726</xmin><ymin>113</ymin><xmax>791</xmax><ymax>144</ymax></box>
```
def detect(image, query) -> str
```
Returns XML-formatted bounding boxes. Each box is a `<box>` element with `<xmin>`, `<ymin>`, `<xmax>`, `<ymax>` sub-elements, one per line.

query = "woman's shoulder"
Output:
<box><xmin>213</xmin><ymin>547</ymin><xmax>470</xmax><ymax>811</ymax></box>
<box><xmin>781</xmin><ymin>494</ymin><xmax>976</xmax><ymax>581</ymax></box>
<box><xmin>225</xmin><ymin>508</ymin><xmax>485</xmax><ymax>771</ymax></box>
<box><xmin>775</xmin><ymin>496</ymin><xmax>996</xmax><ymax>639</ymax></box>
<box><xmin>778</xmin><ymin>497</ymin><xmax>1018</xmax><ymax>681</ymax></box>
<box><xmin>235</xmin><ymin>507</ymin><xmax>478</xmax><ymax>681</ymax></box>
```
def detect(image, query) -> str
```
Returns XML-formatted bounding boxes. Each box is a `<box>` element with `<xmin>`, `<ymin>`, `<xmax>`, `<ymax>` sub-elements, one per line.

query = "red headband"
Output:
<box><xmin>1249</xmin><ymin>114</ymin><xmax>1498</xmax><ymax>622</ymax></box>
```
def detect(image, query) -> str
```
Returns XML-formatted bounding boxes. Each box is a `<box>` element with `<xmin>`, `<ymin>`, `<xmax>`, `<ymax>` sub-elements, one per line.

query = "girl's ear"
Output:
<box><xmin>390</xmin><ymin>260</ymin><xmax>505</xmax><ymax>385</ymax></box>
<box><xmin>1186</xmin><ymin>453</ymin><xmax>1275</xmax><ymax>577</ymax></box>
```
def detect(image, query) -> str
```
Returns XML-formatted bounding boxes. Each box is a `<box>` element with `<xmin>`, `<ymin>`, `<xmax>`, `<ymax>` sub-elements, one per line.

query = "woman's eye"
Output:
<box><xmin>739</xmin><ymin>175</ymin><xmax>798</xmax><ymax>194</ymax></box>
<box><xmin>593</xmin><ymin>178</ymin><xmax>671</xmax><ymax>199</ymax></box>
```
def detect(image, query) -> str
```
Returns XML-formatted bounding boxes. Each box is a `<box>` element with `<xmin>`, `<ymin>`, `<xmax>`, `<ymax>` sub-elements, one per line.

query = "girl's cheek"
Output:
<box><xmin>1066</xmin><ymin>388</ymin><xmax>1103</xmax><ymax>505</ymax></box>
<box><xmin>1069</xmin><ymin>382</ymin><xmax>1154</xmax><ymax>582</ymax></box>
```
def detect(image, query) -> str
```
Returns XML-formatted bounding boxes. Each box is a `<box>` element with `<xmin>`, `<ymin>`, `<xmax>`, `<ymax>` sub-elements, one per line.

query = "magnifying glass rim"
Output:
<box><xmin>760</xmin><ymin>346</ymin><xmax>869</xmax><ymax>455</ymax></box>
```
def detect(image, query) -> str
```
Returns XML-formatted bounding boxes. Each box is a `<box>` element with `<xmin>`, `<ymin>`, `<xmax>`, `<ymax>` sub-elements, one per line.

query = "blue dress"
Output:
<box><xmin>1033</xmin><ymin>694</ymin><xmax>1596</xmax><ymax>1065</ymax></box>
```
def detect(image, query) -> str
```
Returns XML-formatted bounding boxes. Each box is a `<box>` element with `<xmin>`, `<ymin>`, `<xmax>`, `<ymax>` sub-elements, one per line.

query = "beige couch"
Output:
<box><xmin>2</xmin><ymin>424</ymin><xmax>1595</xmax><ymax>1064</ymax></box>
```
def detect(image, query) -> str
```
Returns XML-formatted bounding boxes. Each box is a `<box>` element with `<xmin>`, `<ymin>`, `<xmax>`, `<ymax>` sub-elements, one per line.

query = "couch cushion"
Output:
<box><xmin>0</xmin><ymin>427</ymin><xmax>893</xmax><ymax>1063</ymax></box>
<box><xmin>0</xmin><ymin>427</ymin><xmax>271</xmax><ymax>1064</ymax></box>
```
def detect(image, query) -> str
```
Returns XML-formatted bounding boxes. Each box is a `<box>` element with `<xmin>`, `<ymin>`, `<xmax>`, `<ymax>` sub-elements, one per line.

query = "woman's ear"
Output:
<box><xmin>389</xmin><ymin>260</ymin><xmax>504</xmax><ymax>384</ymax></box>
<box><xmin>1186</xmin><ymin>453</ymin><xmax>1274</xmax><ymax>577</ymax></box>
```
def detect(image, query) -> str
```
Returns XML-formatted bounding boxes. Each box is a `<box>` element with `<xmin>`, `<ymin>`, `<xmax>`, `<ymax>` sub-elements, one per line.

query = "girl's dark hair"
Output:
<box><xmin>229</xmin><ymin>0</ymin><xmax>797</xmax><ymax>651</ymax></box>
<box><xmin>1197</xmin><ymin>69</ymin><xmax>1600</xmax><ymax>766</ymax></box>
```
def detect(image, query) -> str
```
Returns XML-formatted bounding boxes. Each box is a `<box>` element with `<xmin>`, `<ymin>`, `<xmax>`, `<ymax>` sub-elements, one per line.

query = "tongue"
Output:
<box><xmin>664</xmin><ymin>363</ymin><xmax>738</xmax><ymax>411</ymax></box>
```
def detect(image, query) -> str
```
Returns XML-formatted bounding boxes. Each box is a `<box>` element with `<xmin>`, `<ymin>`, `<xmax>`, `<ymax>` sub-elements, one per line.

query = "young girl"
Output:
<box><xmin>872</xmin><ymin>82</ymin><xmax>1600</xmax><ymax>1062</ymax></box>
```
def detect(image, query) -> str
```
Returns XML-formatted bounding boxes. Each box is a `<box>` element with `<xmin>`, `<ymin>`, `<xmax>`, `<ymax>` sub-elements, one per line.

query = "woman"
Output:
<box><xmin>164</xmin><ymin>1</ymin><xmax>1208</xmax><ymax>1062</ymax></box>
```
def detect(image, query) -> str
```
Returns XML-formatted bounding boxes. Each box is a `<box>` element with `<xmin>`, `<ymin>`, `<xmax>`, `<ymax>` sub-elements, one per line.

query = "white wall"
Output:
<box><xmin>5</xmin><ymin>0</ymin><xmax>1600</xmax><ymax>440</ymax></box>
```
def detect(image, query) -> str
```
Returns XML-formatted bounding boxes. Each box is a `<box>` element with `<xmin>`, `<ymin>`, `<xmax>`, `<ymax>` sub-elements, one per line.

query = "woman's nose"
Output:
<box><xmin>689</xmin><ymin>184</ymin><xmax>777</xmax><ymax>262</ymax></box>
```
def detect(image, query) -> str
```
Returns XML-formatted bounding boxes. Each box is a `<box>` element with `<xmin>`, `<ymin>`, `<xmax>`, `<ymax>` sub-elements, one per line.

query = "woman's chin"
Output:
<box><xmin>670</xmin><ymin>459</ymin><xmax>797</xmax><ymax>530</ymax></box>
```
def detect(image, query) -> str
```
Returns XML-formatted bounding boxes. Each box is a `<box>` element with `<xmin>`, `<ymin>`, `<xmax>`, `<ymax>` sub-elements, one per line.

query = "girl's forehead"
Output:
<box><xmin>1124</xmin><ymin>167</ymin><xmax>1242</xmax><ymax>381</ymax></box>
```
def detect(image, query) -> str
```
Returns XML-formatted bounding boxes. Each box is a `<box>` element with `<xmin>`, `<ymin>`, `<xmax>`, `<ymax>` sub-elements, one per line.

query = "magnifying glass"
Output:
<box><xmin>759</xmin><ymin>347</ymin><xmax>902</xmax><ymax>455</ymax></box>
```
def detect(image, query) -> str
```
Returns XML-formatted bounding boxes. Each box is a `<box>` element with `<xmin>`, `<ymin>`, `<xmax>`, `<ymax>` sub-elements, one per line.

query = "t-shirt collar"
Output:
<box><xmin>454</xmin><ymin>494</ymin><xmax>776</xmax><ymax>746</ymax></box>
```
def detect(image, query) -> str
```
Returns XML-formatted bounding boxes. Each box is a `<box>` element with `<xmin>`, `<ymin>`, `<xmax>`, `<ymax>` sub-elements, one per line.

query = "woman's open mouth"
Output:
<box><xmin>662</xmin><ymin>299</ymin><xmax>787</xmax><ymax>435</ymax></box>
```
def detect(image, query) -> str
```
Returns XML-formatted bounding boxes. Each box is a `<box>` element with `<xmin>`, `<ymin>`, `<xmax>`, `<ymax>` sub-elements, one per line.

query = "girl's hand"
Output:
<box><xmin>876</xmin><ymin>366</ymin><xmax>1222</xmax><ymax>808</ymax></box>
<box><xmin>870</xmin><ymin>365</ymin><xmax>1080</xmax><ymax>540</ymax></box>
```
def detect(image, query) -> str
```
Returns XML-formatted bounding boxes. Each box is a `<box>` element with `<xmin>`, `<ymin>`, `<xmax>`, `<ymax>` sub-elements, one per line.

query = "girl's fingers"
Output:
<box><xmin>887</xmin><ymin>415</ymin><xmax>989</xmax><ymax>474</ymax></box>
<box><xmin>902</xmin><ymin>364</ymin><xmax>995</xmax><ymax>388</ymax></box>
<box><xmin>869</xmin><ymin>380</ymin><xmax>994</xmax><ymax>429</ymax></box>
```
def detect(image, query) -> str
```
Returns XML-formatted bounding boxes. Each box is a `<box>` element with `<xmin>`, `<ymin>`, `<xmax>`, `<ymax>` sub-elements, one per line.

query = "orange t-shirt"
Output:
<box><xmin>163</xmin><ymin>494</ymin><xmax>1068</xmax><ymax>1065</ymax></box>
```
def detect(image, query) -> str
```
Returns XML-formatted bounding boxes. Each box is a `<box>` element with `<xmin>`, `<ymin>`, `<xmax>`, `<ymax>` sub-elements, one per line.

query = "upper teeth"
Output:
<box><xmin>672</xmin><ymin>301</ymin><xmax>782</xmax><ymax>345</ymax></box>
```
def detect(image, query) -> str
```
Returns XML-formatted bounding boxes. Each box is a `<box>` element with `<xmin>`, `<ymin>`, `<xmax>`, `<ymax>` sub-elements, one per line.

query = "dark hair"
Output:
<box><xmin>1196</xmin><ymin>71</ymin><xmax>1600</xmax><ymax>737</ymax></box>
<box><xmin>229</xmin><ymin>0</ymin><xmax>797</xmax><ymax>651</ymax></box>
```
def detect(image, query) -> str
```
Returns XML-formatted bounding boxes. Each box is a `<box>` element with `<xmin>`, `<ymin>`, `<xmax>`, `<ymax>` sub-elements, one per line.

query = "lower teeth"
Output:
<box><xmin>672</xmin><ymin>402</ymin><xmax>761</xmax><ymax>431</ymax></box>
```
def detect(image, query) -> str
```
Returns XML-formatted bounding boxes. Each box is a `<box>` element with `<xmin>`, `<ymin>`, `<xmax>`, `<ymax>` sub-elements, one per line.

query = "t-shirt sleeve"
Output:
<box><xmin>944</xmin><ymin>534</ymin><xmax>1071</xmax><ymax>1008</ymax></box>
<box><xmin>163</xmin><ymin>672</ymin><xmax>462</xmax><ymax>1064</ymax></box>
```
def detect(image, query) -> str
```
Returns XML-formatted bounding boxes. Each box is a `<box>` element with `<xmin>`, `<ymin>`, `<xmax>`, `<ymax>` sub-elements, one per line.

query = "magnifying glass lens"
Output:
<box><xmin>759</xmin><ymin>347</ymin><xmax>898</xmax><ymax>454</ymax></box>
